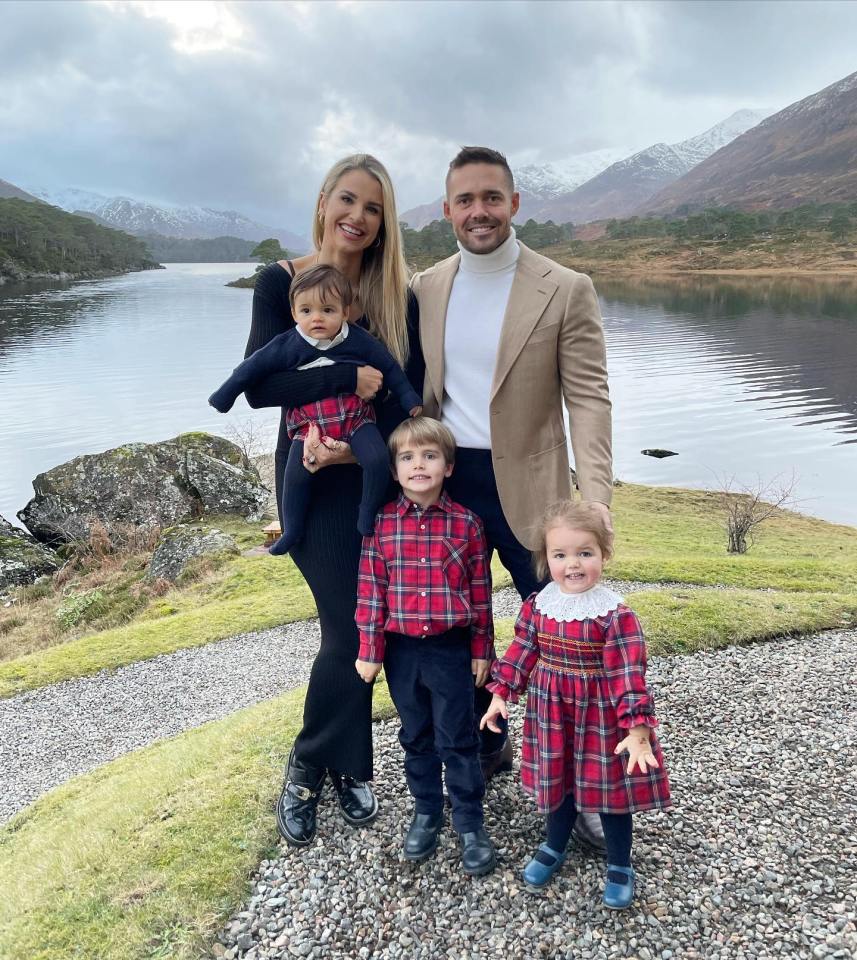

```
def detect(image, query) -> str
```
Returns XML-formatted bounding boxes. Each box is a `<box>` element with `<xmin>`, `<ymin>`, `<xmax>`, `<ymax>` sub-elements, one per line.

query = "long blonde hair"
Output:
<box><xmin>312</xmin><ymin>154</ymin><xmax>410</xmax><ymax>365</ymax></box>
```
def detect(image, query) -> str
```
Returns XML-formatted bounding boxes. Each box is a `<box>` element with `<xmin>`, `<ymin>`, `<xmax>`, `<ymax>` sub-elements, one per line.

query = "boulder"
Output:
<box><xmin>148</xmin><ymin>525</ymin><xmax>238</xmax><ymax>582</ymax></box>
<box><xmin>0</xmin><ymin>514</ymin><xmax>60</xmax><ymax>595</ymax></box>
<box><xmin>18</xmin><ymin>432</ymin><xmax>269</xmax><ymax>545</ymax></box>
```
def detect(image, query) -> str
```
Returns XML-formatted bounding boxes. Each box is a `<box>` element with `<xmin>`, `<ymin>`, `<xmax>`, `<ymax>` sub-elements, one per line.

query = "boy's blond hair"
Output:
<box><xmin>387</xmin><ymin>416</ymin><xmax>456</xmax><ymax>464</ymax></box>
<box><xmin>533</xmin><ymin>500</ymin><xmax>614</xmax><ymax>580</ymax></box>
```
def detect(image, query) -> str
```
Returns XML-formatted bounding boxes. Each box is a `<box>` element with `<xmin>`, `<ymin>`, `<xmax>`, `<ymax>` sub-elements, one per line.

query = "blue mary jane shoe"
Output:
<box><xmin>602</xmin><ymin>864</ymin><xmax>636</xmax><ymax>910</ymax></box>
<box><xmin>522</xmin><ymin>843</ymin><xmax>567</xmax><ymax>890</ymax></box>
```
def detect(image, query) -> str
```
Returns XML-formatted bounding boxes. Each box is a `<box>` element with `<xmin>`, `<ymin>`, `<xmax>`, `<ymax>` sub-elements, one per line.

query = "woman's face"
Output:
<box><xmin>319</xmin><ymin>169</ymin><xmax>384</xmax><ymax>254</ymax></box>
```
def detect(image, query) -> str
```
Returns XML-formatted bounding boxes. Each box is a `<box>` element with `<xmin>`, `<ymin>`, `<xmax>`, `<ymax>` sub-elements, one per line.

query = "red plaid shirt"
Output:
<box><xmin>356</xmin><ymin>492</ymin><xmax>494</xmax><ymax>663</ymax></box>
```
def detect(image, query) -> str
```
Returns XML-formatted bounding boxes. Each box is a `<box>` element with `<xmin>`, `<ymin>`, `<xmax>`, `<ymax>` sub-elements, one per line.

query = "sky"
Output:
<box><xmin>2</xmin><ymin>0</ymin><xmax>857</xmax><ymax>232</ymax></box>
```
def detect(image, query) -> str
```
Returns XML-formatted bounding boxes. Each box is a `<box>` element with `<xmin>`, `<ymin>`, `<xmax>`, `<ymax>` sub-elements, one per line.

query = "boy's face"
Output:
<box><xmin>293</xmin><ymin>288</ymin><xmax>347</xmax><ymax>341</ymax></box>
<box><xmin>394</xmin><ymin>440</ymin><xmax>453</xmax><ymax>507</ymax></box>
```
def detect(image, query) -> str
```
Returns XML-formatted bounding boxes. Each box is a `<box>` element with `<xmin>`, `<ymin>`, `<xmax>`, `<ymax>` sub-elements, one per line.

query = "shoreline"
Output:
<box><xmin>0</xmin><ymin>262</ymin><xmax>164</xmax><ymax>286</ymax></box>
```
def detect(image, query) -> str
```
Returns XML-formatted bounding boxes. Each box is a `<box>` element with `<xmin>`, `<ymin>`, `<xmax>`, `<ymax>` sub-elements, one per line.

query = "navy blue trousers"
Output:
<box><xmin>445</xmin><ymin>448</ymin><xmax>546</xmax><ymax>753</ymax></box>
<box><xmin>384</xmin><ymin>628</ymin><xmax>485</xmax><ymax>833</ymax></box>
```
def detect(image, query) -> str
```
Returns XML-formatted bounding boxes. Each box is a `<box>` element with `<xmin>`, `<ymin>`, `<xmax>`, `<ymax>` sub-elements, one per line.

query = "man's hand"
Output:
<box><xmin>356</xmin><ymin>365</ymin><xmax>383</xmax><ymax>400</ymax></box>
<box><xmin>471</xmin><ymin>658</ymin><xmax>490</xmax><ymax>687</ymax></box>
<box><xmin>355</xmin><ymin>659</ymin><xmax>382</xmax><ymax>684</ymax></box>
<box><xmin>479</xmin><ymin>694</ymin><xmax>508</xmax><ymax>733</ymax></box>
<box><xmin>302</xmin><ymin>423</ymin><xmax>356</xmax><ymax>474</ymax></box>
<box><xmin>409</xmin><ymin>405</ymin><xmax>423</xmax><ymax>418</ymax></box>
<box><xmin>586</xmin><ymin>500</ymin><xmax>614</xmax><ymax>551</ymax></box>
<box><xmin>615</xmin><ymin>725</ymin><xmax>660</xmax><ymax>774</ymax></box>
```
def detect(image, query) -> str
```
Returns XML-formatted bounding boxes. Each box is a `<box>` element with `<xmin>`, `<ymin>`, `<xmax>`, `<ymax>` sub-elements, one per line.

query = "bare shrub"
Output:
<box><xmin>223</xmin><ymin>417</ymin><xmax>276</xmax><ymax>470</ymax></box>
<box><xmin>719</xmin><ymin>473</ymin><xmax>799</xmax><ymax>554</ymax></box>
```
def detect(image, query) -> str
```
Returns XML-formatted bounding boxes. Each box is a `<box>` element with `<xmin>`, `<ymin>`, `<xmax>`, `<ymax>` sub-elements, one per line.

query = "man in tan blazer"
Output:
<box><xmin>410</xmin><ymin>146</ymin><xmax>613</xmax><ymax>846</ymax></box>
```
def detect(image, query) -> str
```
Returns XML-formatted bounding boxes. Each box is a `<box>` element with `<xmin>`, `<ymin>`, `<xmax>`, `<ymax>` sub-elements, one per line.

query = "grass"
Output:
<box><xmin>3</xmin><ymin>483</ymin><xmax>856</xmax><ymax>698</ymax></box>
<box><xmin>5</xmin><ymin>578</ymin><xmax>857</xmax><ymax>960</ymax></box>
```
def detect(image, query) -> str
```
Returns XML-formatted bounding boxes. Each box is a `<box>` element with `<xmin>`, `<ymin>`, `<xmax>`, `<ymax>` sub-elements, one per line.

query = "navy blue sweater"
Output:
<box><xmin>210</xmin><ymin>322</ymin><xmax>422</xmax><ymax>415</ymax></box>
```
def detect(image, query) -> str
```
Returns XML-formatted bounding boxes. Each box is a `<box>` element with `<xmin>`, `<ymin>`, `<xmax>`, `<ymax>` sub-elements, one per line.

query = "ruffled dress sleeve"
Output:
<box><xmin>486</xmin><ymin>594</ymin><xmax>541</xmax><ymax>703</ymax></box>
<box><xmin>602</xmin><ymin>605</ymin><xmax>659</xmax><ymax>729</ymax></box>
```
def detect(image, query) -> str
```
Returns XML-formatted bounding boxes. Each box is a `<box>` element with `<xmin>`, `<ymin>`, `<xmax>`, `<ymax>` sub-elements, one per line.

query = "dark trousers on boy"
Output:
<box><xmin>384</xmin><ymin>627</ymin><xmax>484</xmax><ymax>833</ymax></box>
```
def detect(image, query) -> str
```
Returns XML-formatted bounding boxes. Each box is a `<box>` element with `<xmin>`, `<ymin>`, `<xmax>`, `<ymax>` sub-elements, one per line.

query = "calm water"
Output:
<box><xmin>1</xmin><ymin>264</ymin><xmax>856</xmax><ymax>528</ymax></box>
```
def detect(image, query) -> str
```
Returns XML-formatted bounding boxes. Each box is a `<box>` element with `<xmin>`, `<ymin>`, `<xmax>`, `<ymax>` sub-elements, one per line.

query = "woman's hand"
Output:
<box><xmin>302</xmin><ymin>423</ymin><xmax>356</xmax><ymax>473</ymax></box>
<box><xmin>615</xmin><ymin>725</ymin><xmax>660</xmax><ymax>774</ymax></box>
<box><xmin>356</xmin><ymin>365</ymin><xmax>383</xmax><ymax>401</ymax></box>
<box><xmin>355</xmin><ymin>658</ymin><xmax>382</xmax><ymax>683</ymax></box>
<box><xmin>479</xmin><ymin>694</ymin><xmax>508</xmax><ymax>733</ymax></box>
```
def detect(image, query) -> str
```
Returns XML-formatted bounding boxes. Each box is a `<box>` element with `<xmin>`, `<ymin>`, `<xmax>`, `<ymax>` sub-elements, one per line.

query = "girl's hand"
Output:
<box><xmin>471</xmin><ymin>658</ymin><xmax>490</xmax><ymax>687</ymax></box>
<box><xmin>302</xmin><ymin>423</ymin><xmax>356</xmax><ymax>473</ymax></box>
<box><xmin>479</xmin><ymin>694</ymin><xmax>508</xmax><ymax>733</ymax></box>
<box><xmin>356</xmin><ymin>365</ymin><xmax>383</xmax><ymax>400</ymax></box>
<box><xmin>355</xmin><ymin>659</ymin><xmax>382</xmax><ymax>684</ymax></box>
<box><xmin>615</xmin><ymin>725</ymin><xmax>660</xmax><ymax>774</ymax></box>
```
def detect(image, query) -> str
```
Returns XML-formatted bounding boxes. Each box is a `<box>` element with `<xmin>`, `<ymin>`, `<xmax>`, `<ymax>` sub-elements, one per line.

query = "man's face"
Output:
<box><xmin>444</xmin><ymin>162</ymin><xmax>520</xmax><ymax>255</ymax></box>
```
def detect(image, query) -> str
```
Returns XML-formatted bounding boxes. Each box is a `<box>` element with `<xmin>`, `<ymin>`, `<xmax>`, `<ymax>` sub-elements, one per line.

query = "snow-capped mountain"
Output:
<box><xmin>540</xmin><ymin>108</ymin><xmax>772</xmax><ymax>224</ymax></box>
<box><xmin>24</xmin><ymin>186</ymin><xmax>307</xmax><ymax>251</ymax></box>
<box><xmin>400</xmin><ymin>148</ymin><xmax>628</xmax><ymax>229</ymax></box>
<box><xmin>645</xmin><ymin>72</ymin><xmax>857</xmax><ymax>214</ymax></box>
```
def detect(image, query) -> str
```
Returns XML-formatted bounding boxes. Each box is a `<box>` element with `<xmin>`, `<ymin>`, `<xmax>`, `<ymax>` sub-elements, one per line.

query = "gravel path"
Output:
<box><xmin>215</xmin><ymin>631</ymin><xmax>857</xmax><ymax>960</ymax></box>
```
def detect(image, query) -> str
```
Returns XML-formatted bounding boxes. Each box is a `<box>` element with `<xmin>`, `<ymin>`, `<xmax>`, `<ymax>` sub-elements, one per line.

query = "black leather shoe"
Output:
<box><xmin>275</xmin><ymin>750</ymin><xmax>326</xmax><ymax>847</ymax></box>
<box><xmin>480</xmin><ymin>737</ymin><xmax>514</xmax><ymax>782</ymax></box>
<box><xmin>403</xmin><ymin>811</ymin><xmax>444</xmax><ymax>862</ymax></box>
<box><xmin>459</xmin><ymin>827</ymin><xmax>497</xmax><ymax>876</ymax></box>
<box><xmin>329</xmin><ymin>771</ymin><xmax>379</xmax><ymax>826</ymax></box>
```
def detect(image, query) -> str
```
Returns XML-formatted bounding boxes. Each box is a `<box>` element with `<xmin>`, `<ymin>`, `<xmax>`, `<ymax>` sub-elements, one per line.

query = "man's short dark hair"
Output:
<box><xmin>288</xmin><ymin>263</ymin><xmax>353</xmax><ymax>311</ymax></box>
<box><xmin>446</xmin><ymin>146</ymin><xmax>515</xmax><ymax>194</ymax></box>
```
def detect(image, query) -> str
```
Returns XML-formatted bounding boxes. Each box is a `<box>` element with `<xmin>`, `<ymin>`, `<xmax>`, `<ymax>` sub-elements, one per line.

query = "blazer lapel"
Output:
<box><xmin>420</xmin><ymin>254</ymin><xmax>459</xmax><ymax>407</ymax></box>
<box><xmin>491</xmin><ymin>251</ymin><xmax>555</xmax><ymax>399</ymax></box>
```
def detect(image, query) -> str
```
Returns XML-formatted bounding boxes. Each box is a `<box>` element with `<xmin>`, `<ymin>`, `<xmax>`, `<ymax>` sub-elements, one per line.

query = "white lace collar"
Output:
<box><xmin>534</xmin><ymin>582</ymin><xmax>624</xmax><ymax>622</ymax></box>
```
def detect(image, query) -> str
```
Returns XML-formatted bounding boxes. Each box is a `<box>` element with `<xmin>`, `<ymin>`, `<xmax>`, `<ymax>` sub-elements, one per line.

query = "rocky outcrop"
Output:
<box><xmin>18</xmin><ymin>433</ymin><xmax>269</xmax><ymax>545</ymax></box>
<box><xmin>0</xmin><ymin>515</ymin><xmax>59</xmax><ymax>595</ymax></box>
<box><xmin>148</xmin><ymin>525</ymin><xmax>238</xmax><ymax>582</ymax></box>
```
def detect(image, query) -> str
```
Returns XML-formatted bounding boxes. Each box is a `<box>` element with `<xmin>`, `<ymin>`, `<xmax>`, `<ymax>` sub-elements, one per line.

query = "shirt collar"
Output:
<box><xmin>395</xmin><ymin>490</ymin><xmax>454</xmax><ymax>517</ymax></box>
<box><xmin>296</xmin><ymin>321</ymin><xmax>349</xmax><ymax>350</ymax></box>
<box><xmin>457</xmin><ymin>227</ymin><xmax>520</xmax><ymax>275</ymax></box>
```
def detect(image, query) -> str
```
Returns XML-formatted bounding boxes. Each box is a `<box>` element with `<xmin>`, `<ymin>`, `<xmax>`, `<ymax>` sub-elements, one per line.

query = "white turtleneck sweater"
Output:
<box><xmin>442</xmin><ymin>228</ymin><xmax>520</xmax><ymax>449</ymax></box>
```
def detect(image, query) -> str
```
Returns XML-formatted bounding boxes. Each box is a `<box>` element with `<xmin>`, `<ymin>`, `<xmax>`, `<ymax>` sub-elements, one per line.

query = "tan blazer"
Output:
<box><xmin>411</xmin><ymin>242</ymin><xmax>612</xmax><ymax>549</ymax></box>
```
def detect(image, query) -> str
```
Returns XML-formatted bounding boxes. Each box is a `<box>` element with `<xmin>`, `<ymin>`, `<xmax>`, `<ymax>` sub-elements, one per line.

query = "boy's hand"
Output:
<box><xmin>615</xmin><ymin>725</ymin><xmax>660</xmax><ymax>774</ymax></box>
<box><xmin>479</xmin><ymin>694</ymin><xmax>508</xmax><ymax>733</ymax></box>
<box><xmin>409</xmin><ymin>405</ymin><xmax>423</xmax><ymax>417</ymax></box>
<box><xmin>471</xmin><ymin>658</ymin><xmax>490</xmax><ymax>687</ymax></box>
<box><xmin>354</xmin><ymin>659</ymin><xmax>382</xmax><ymax>684</ymax></box>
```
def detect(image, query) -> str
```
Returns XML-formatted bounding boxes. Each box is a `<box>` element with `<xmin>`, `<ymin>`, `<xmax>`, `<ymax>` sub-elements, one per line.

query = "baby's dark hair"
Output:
<box><xmin>288</xmin><ymin>263</ymin><xmax>353</xmax><ymax>311</ymax></box>
<box><xmin>533</xmin><ymin>500</ymin><xmax>613</xmax><ymax>580</ymax></box>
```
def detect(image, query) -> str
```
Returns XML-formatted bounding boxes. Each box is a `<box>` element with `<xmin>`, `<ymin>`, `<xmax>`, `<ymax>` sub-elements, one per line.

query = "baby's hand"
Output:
<box><xmin>471</xmin><ymin>658</ymin><xmax>490</xmax><ymax>687</ymax></box>
<box><xmin>208</xmin><ymin>390</ymin><xmax>234</xmax><ymax>413</ymax></box>
<box><xmin>409</xmin><ymin>405</ymin><xmax>423</xmax><ymax>418</ymax></box>
<box><xmin>479</xmin><ymin>694</ymin><xmax>508</xmax><ymax>733</ymax></box>
<box><xmin>355</xmin><ymin>658</ymin><xmax>382</xmax><ymax>684</ymax></box>
<box><xmin>615</xmin><ymin>725</ymin><xmax>660</xmax><ymax>774</ymax></box>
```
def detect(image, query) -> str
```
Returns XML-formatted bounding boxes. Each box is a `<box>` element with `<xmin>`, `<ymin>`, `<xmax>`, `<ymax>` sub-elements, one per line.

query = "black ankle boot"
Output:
<box><xmin>276</xmin><ymin>749</ymin><xmax>326</xmax><ymax>847</ymax></box>
<box><xmin>329</xmin><ymin>770</ymin><xmax>379</xmax><ymax>826</ymax></box>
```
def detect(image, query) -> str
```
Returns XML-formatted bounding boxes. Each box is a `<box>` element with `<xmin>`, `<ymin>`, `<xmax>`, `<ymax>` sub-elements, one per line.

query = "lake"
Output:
<box><xmin>2</xmin><ymin>264</ymin><xmax>856</xmax><ymax>528</ymax></box>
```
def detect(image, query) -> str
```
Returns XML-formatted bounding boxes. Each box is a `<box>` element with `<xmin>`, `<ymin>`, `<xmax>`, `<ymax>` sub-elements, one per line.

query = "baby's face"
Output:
<box><xmin>293</xmin><ymin>288</ymin><xmax>347</xmax><ymax>341</ymax></box>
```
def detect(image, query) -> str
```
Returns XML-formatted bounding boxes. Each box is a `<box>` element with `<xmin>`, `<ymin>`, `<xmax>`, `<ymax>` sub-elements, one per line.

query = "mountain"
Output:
<box><xmin>539</xmin><ymin>109</ymin><xmax>771</xmax><ymax>224</ymax></box>
<box><xmin>0</xmin><ymin>178</ymin><xmax>40</xmax><ymax>202</ymax></box>
<box><xmin>24</xmin><ymin>185</ymin><xmax>308</xmax><ymax>251</ymax></box>
<box><xmin>645</xmin><ymin>72</ymin><xmax>857</xmax><ymax>214</ymax></box>
<box><xmin>399</xmin><ymin>148</ymin><xmax>626</xmax><ymax>229</ymax></box>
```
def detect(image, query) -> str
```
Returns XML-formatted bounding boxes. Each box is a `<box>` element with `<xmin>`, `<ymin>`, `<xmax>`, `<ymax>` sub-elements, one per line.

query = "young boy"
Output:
<box><xmin>208</xmin><ymin>264</ymin><xmax>422</xmax><ymax>554</ymax></box>
<box><xmin>354</xmin><ymin>417</ymin><xmax>496</xmax><ymax>876</ymax></box>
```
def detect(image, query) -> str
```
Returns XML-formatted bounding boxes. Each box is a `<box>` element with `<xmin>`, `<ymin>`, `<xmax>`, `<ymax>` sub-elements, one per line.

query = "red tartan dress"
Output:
<box><xmin>487</xmin><ymin>583</ymin><xmax>672</xmax><ymax>815</ymax></box>
<box><xmin>285</xmin><ymin>393</ymin><xmax>375</xmax><ymax>443</ymax></box>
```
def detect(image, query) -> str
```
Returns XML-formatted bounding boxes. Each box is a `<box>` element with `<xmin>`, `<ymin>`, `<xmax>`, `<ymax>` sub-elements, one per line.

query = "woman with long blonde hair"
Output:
<box><xmin>242</xmin><ymin>154</ymin><xmax>423</xmax><ymax>847</ymax></box>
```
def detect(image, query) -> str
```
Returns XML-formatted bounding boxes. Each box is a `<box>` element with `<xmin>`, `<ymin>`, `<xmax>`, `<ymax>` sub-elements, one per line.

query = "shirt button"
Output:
<box><xmin>423</xmin><ymin>626</ymin><xmax>429</xmax><ymax>632</ymax></box>
<box><xmin>420</xmin><ymin>557</ymin><xmax>426</xmax><ymax>563</ymax></box>
<box><xmin>420</xmin><ymin>524</ymin><xmax>425</xmax><ymax>529</ymax></box>
<box><xmin>421</xmin><ymin>591</ymin><xmax>427</xmax><ymax>597</ymax></box>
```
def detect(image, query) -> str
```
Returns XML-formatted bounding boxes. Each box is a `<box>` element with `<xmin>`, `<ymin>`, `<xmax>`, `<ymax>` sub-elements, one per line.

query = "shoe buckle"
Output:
<box><xmin>289</xmin><ymin>783</ymin><xmax>316</xmax><ymax>801</ymax></box>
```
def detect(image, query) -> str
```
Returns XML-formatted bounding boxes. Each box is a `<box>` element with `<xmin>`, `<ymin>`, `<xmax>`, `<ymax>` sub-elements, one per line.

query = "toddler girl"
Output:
<box><xmin>480</xmin><ymin>500</ymin><xmax>671</xmax><ymax>910</ymax></box>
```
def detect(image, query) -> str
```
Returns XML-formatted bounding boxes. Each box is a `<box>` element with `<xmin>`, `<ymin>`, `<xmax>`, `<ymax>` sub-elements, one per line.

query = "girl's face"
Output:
<box><xmin>545</xmin><ymin>522</ymin><xmax>604</xmax><ymax>594</ymax></box>
<box><xmin>319</xmin><ymin>169</ymin><xmax>384</xmax><ymax>255</ymax></box>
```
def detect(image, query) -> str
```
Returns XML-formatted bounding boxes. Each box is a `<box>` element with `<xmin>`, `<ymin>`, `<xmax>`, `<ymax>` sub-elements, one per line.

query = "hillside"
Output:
<box><xmin>140</xmin><ymin>233</ymin><xmax>258</xmax><ymax>263</ymax></box>
<box><xmin>646</xmin><ymin>71</ymin><xmax>857</xmax><ymax>214</ymax></box>
<box><xmin>0</xmin><ymin>179</ymin><xmax>39</xmax><ymax>202</ymax></box>
<box><xmin>0</xmin><ymin>198</ymin><xmax>160</xmax><ymax>282</ymax></box>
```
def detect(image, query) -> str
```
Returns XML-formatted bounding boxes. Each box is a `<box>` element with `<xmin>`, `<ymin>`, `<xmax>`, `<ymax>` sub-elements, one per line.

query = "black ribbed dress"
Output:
<box><xmin>244</xmin><ymin>262</ymin><xmax>423</xmax><ymax>780</ymax></box>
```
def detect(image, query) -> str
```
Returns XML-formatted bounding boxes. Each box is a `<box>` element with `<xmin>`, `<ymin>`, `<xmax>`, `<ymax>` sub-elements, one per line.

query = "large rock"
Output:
<box><xmin>148</xmin><ymin>525</ymin><xmax>238</xmax><ymax>582</ymax></box>
<box><xmin>0</xmin><ymin>514</ymin><xmax>60</xmax><ymax>594</ymax></box>
<box><xmin>18</xmin><ymin>433</ymin><xmax>269</xmax><ymax>545</ymax></box>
